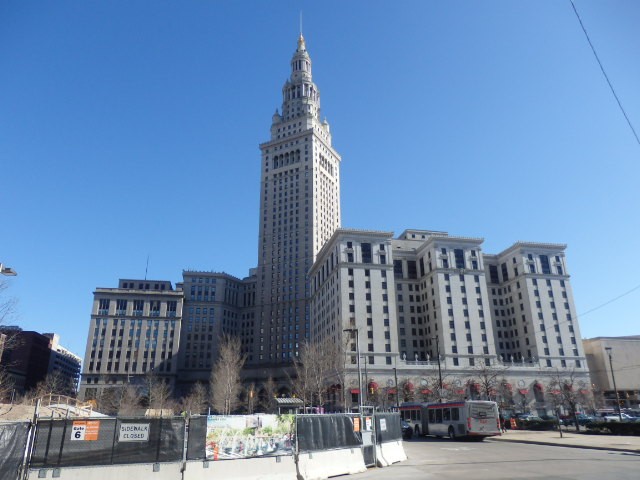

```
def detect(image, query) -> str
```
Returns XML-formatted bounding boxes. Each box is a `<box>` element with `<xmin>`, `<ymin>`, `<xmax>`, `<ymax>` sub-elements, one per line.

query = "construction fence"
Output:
<box><xmin>7</xmin><ymin>411</ymin><xmax>404</xmax><ymax>479</ymax></box>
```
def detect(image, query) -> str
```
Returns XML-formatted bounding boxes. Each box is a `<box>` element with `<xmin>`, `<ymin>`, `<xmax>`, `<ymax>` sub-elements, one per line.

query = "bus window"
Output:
<box><xmin>435</xmin><ymin>409</ymin><xmax>442</xmax><ymax>423</ymax></box>
<box><xmin>443</xmin><ymin>408</ymin><xmax>451</xmax><ymax>421</ymax></box>
<box><xmin>452</xmin><ymin>408</ymin><xmax>460</xmax><ymax>421</ymax></box>
<box><xmin>428</xmin><ymin>409</ymin><xmax>435</xmax><ymax>423</ymax></box>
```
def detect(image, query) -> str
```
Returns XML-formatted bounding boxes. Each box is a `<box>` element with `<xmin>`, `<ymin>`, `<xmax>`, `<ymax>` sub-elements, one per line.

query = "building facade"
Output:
<box><xmin>310</xmin><ymin>229</ymin><xmax>591</xmax><ymax>414</ymax></box>
<box><xmin>584</xmin><ymin>336</ymin><xmax>640</xmax><ymax>409</ymax></box>
<box><xmin>176</xmin><ymin>271</ymin><xmax>244</xmax><ymax>395</ymax></box>
<box><xmin>248</xmin><ymin>34</ymin><xmax>342</xmax><ymax>367</ymax></box>
<box><xmin>79</xmin><ymin>279</ymin><xmax>183</xmax><ymax>401</ymax></box>
<box><xmin>0</xmin><ymin>327</ymin><xmax>80</xmax><ymax>397</ymax></box>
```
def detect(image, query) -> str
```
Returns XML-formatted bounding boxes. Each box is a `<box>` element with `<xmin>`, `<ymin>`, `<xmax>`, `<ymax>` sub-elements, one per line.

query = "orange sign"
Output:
<box><xmin>71</xmin><ymin>420</ymin><xmax>100</xmax><ymax>441</ymax></box>
<box><xmin>353</xmin><ymin>417</ymin><xmax>361</xmax><ymax>432</ymax></box>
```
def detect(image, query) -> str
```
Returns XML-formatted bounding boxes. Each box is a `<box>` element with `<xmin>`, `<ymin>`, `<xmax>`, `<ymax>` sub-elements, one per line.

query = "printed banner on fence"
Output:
<box><xmin>205</xmin><ymin>414</ymin><xmax>294</xmax><ymax>460</ymax></box>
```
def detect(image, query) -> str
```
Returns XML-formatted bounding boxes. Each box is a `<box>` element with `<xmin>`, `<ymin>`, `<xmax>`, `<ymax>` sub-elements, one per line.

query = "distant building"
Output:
<box><xmin>44</xmin><ymin>333</ymin><xmax>82</xmax><ymax>394</ymax></box>
<box><xmin>78</xmin><ymin>279</ymin><xmax>183</xmax><ymax>401</ymax></box>
<box><xmin>176</xmin><ymin>271</ymin><xmax>245</xmax><ymax>395</ymax></box>
<box><xmin>584</xmin><ymin>336</ymin><xmax>640</xmax><ymax>409</ymax></box>
<box><xmin>0</xmin><ymin>327</ymin><xmax>80</xmax><ymax>397</ymax></box>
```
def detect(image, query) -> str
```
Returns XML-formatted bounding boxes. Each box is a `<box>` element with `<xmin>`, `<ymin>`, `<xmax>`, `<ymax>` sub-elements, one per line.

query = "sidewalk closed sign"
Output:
<box><xmin>71</xmin><ymin>421</ymin><xmax>100</xmax><ymax>441</ymax></box>
<box><xmin>119</xmin><ymin>423</ymin><xmax>150</xmax><ymax>442</ymax></box>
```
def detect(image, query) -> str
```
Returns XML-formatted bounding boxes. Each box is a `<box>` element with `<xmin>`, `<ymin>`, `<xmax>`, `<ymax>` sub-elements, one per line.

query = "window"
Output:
<box><xmin>407</xmin><ymin>261</ymin><xmax>418</xmax><ymax>279</ymax></box>
<box><xmin>501</xmin><ymin>263</ymin><xmax>509</xmax><ymax>282</ymax></box>
<box><xmin>361</xmin><ymin>243</ymin><xmax>372</xmax><ymax>264</ymax></box>
<box><xmin>489</xmin><ymin>265</ymin><xmax>499</xmax><ymax>284</ymax></box>
<box><xmin>394</xmin><ymin>260</ymin><xmax>403</xmax><ymax>279</ymax></box>
<box><xmin>454</xmin><ymin>249</ymin><xmax>465</xmax><ymax>269</ymax></box>
<box><xmin>540</xmin><ymin>255</ymin><xmax>551</xmax><ymax>274</ymax></box>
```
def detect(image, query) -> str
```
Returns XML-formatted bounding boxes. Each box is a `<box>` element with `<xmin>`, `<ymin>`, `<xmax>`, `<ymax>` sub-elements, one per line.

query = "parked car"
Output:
<box><xmin>602</xmin><ymin>413</ymin><xmax>635</xmax><ymax>423</ymax></box>
<box><xmin>564</xmin><ymin>414</ymin><xmax>595</xmax><ymax>426</ymax></box>
<box><xmin>401</xmin><ymin>420</ymin><xmax>414</xmax><ymax>440</ymax></box>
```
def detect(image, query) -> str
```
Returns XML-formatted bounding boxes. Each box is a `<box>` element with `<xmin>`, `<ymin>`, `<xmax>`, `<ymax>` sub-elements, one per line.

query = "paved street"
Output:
<box><xmin>351</xmin><ymin>437</ymin><xmax>640</xmax><ymax>480</ymax></box>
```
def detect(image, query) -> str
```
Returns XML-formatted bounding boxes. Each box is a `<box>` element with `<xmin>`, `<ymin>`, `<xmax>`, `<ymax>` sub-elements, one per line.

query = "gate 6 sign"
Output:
<box><xmin>71</xmin><ymin>420</ymin><xmax>100</xmax><ymax>441</ymax></box>
<box><xmin>119</xmin><ymin>423</ymin><xmax>150</xmax><ymax>442</ymax></box>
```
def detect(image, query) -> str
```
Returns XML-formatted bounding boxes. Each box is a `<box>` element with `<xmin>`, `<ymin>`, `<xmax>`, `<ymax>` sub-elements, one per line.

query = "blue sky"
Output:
<box><xmin>1</xmin><ymin>1</ymin><xmax>639</xmax><ymax>360</ymax></box>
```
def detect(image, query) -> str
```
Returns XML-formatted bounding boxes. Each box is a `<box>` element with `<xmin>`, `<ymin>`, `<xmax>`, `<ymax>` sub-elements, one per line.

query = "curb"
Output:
<box><xmin>488</xmin><ymin>436</ymin><xmax>640</xmax><ymax>455</ymax></box>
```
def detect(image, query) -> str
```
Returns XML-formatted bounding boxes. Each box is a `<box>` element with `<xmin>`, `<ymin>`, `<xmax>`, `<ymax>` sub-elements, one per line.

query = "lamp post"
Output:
<box><xmin>344</xmin><ymin>328</ymin><xmax>363</xmax><ymax>413</ymax></box>
<box><xmin>0</xmin><ymin>263</ymin><xmax>17</xmax><ymax>276</ymax></box>
<box><xmin>428</xmin><ymin>335</ymin><xmax>444</xmax><ymax>399</ymax></box>
<box><xmin>604</xmin><ymin>347</ymin><xmax>623</xmax><ymax>422</ymax></box>
<box><xmin>393</xmin><ymin>366</ymin><xmax>399</xmax><ymax>409</ymax></box>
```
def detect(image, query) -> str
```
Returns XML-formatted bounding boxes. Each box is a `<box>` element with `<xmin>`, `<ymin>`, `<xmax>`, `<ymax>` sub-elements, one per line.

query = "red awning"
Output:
<box><xmin>580</xmin><ymin>389</ymin><xmax>590</xmax><ymax>395</ymax></box>
<box><xmin>388</xmin><ymin>388</ymin><xmax>397</xmax><ymax>394</ymax></box>
<box><xmin>518</xmin><ymin>389</ymin><xmax>529</xmax><ymax>395</ymax></box>
<box><xmin>455</xmin><ymin>389</ymin><xmax>465</xmax><ymax>395</ymax></box>
<box><xmin>550</xmin><ymin>389</ymin><xmax>561</xmax><ymax>395</ymax></box>
<box><xmin>405</xmin><ymin>382</ymin><xmax>415</xmax><ymax>391</ymax></box>
<box><xmin>503</xmin><ymin>383</ymin><xmax>513</xmax><ymax>391</ymax></box>
<box><xmin>350</xmin><ymin>389</ymin><xmax>360</xmax><ymax>394</ymax></box>
<box><xmin>534</xmin><ymin>383</ymin><xmax>544</xmax><ymax>392</ymax></box>
<box><xmin>368</xmin><ymin>382</ymin><xmax>379</xmax><ymax>391</ymax></box>
<box><xmin>421</xmin><ymin>389</ymin><xmax>433</xmax><ymax>395</ymax></box>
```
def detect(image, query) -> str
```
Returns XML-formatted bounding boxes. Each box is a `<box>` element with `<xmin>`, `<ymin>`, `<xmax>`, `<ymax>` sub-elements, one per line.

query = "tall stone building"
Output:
<box><xmin>249</xmin><ymin>34</ymin><xmax>342</xmax><ymax>365</ymax></box>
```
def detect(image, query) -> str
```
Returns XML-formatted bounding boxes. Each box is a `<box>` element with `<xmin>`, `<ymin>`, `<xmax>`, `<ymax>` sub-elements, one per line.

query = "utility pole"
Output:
<box><xmin>605</xmin><ymin>347</ymin><xmax>623</xmax><ymax>422</ymax></box>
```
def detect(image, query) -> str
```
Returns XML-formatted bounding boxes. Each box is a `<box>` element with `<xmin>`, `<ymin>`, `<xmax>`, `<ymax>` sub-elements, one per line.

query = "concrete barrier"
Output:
<box><xmin>375</xmin><ymin>440</ymin><xmax>407</xmax><ymax>467</ymax></box>
<box><xmin>183</xmin><ymin>456</ymin><xmax>297</xmax><ymax>480</ymax></box>
<box><xmin>27</xmin><ymin>462</ymin><xmax>182</xmax><ymax>480</ymax></box>
<box><xmin>296</xmin><ymin>447</ymin><xmax>367</xmax><ymax>480</ymax></box>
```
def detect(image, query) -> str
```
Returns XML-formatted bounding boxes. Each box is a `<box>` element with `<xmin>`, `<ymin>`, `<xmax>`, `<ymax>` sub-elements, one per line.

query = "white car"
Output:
<box><xmin>603</xmin><ymin>413</ymin><xmax>635</xmax><ymax>422</ymax></box>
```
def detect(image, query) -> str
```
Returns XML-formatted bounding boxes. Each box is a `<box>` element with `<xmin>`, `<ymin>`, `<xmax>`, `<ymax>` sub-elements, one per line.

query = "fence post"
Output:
<box><xmin>56</xmin><ymin>419</ymin><xmax>69</xmax><ymax>468</ymax></box>
<box><xmin>110</xmin><ymin>418</ymin><xmax>119</xmax><ymax>465</ymax></box>
<box><xmin>155</xmin><ymin>417</ymin><xmax>163</xmax><ymax>463</ymax></box>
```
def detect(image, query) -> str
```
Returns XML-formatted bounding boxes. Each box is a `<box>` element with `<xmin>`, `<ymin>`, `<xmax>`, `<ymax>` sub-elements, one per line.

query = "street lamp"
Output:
<box><xmin>343</xmin><ymin>328</ymin><xmax>363</xmax><ymax>413</ymax></box>
<box><xmin>604</xmin><ymin>346</ymin><xmax>623</xmax><ymax>422</ymax></box>
<box><xmin>0</xmin><ymin>263</ymin><xmax>17</xmax><ymax>276</ymax></box>
<box><xmin>393</xmin><ymin>366</ymin><xmax>399</xmax><ymax>409</ymax></box>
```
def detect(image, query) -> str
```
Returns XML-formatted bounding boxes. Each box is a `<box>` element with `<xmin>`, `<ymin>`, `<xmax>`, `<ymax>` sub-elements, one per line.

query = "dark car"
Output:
<box><xmin>401</xmin><ymin>420</ymin><xmax>413</xmax><ymax>440</ymax></box>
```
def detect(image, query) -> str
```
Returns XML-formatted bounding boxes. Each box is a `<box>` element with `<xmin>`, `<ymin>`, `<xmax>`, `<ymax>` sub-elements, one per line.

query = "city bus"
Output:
<box><xmin>401</xmin><ymin>401</ymin><xmax>501</xmax><ymax>440</ymax></box>
<box><xmin>398</xmin><ymin>402</ymin><xmax>424</xmax><ymax>435</ymax></box>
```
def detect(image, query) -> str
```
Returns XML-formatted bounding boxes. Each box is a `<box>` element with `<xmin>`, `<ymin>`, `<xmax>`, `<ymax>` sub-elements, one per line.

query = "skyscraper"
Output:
<box><xmin>249</xmin><ymin>34</ymin><xmax>342</xmax><ymax>365</ymax></box>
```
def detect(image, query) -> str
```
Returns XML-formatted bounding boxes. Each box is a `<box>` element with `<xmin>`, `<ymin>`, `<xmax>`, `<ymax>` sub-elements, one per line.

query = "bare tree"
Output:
<box><xmin>261</xmin><ymin>376</ymin><xmax>277</xmax><ymax>413</ymax></box>
<box><xmin>0</xmin><ymin>279</ymin><xmax>18</xmax><ymax>328</ymax></box>
<box><xmin>289</xmin><ymin>343</ymin><xmax>314</xmax><ymax>409</ymax></box>
<box><xmin>117</xmin><ymin>384</ymin><xmax>144</xmax><ymax>416</ymax></box>
<box><xmin>546</xmin><ymin>369</ymin><xmax>589</xmax><ymax>431</ymax></box>
<box><xmin>290</xmin><ymin>338</ymin><xmax>341</xmax><ymax>410</ymax></box>
<box><xmin>209</xmin><ymin>335</ymin><xmax>245</xmax><ymax>415</ymax></box>
<box><xmin>245</xmin><ymin>382</ymin><xmax>258</xmax><ymax>414</ymax></box>
<box><xmin>179</xmin><ymin>382</ymin><xmax>208</xmax><ymax>415</ymax></box>
<box><xmin>29</xmin><ymin>371</ymin><xmax>73</xmax><ymax>401</ymax></box>
<box><xmin>0</xmin><ymin>366</ymin><xmax>14</xmax><ymax>402</ymax></box>
<box><xmin>468</xmin><ymin>362</ymin><xmax>510</xmax><ymax>401</ymax></box>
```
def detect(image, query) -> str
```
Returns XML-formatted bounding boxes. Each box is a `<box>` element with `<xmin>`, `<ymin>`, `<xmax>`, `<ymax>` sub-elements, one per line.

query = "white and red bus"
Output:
<box><xmin>401</xmin><ymin>401</ymin><xmax>501</xmax><ymax>440</ymax></box>
<box><xmin>398</xmin><ymin>402</ymin><xmax>424</xmax><ymax>435</ymax></box>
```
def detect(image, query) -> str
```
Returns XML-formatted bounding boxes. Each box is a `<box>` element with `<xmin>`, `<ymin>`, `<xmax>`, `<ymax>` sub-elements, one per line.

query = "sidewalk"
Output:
<box><xmin>488</xmin><ymin>428</ymin><xmax>640</xmax><ymax>454</ymax></box>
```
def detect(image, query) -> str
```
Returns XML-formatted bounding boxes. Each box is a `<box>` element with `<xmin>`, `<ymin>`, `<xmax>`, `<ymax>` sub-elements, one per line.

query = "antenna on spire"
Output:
<box><xmin>144</xmin><ymin>255</ymin><xmax>149</xmax><ymax>280</ymax></box>
<box><xmin>299</xmin><ymin>11</ymin><xmax>303</xmax><ymax>36</ymax></box>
